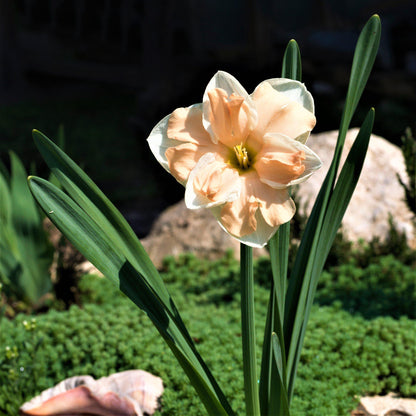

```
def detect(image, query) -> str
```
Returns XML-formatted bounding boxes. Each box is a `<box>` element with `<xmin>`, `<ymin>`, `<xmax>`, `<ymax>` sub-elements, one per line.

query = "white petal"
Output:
<box><xmin>185</xmin><ymin>153</ymin><xmax>241</xmax><ymax>209</ymax></box>
<box><xmin>210</xmin><ymin>206</ymin><xmax>278</xmax><ymax>248</ymax></box>
<box><xmin>255</xmin><ymin>78</ymin><xmax>314</xmax><ymax>114</ymax></box>
<box><xmin>202</xmin><ymin>71</ymin><xmax>257</xmax><ymax>143</ymax></box>
<box><xmin>146</xmin><ymin>104</ymin><xmax>203</xmax><ymax>175</ymax></box>
<box><xmin>146</xmin><ymin>113</ymin><xmax>179</xmax><ymax>174</ymax></box>
<box><xmin>204</xmin><ymin>71</ymin><xmax>251</xmax><ymax>102</ymax></box>
<box><xmin>258</xmin><ymin>133</ymin><xmax>322</xmax><ymax>189</ymax></box>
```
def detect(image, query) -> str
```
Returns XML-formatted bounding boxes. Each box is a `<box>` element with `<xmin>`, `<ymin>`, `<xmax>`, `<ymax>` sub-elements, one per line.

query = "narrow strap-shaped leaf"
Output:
<box><xmin>29</xmin><ymin>177</ymin><xmax>125</xmax><ymax>279</ymax></box>
<box><xmin>31</xmin><ymin>133</ymin><xmax>232</xmax><ymax>411</ymax></box>
<box><xmin>271</xmin><ymin>333</ymin><xmax>290</xmax><ymax>415</ymax></box>
<box><xmin>9</xmin><ymin>152</ymin><xmax>52</xmax><ymax>302</ymax></box>
<box><xmin>32</xmin><ymin>130</ymin><xmax>188</xmax><ymax>332</ymax></box>
<box><xmin>281</xmin><ymin>39</ymin><xmax>302</xmax><ymax>81</ymax></box>
<box><xmin>316</xmin><ymin>109</ymin><xmax>374</xmax><ymax>263</ymax></box>
<box><xmin>0</xmin><ymin>158</ymin><xmax>10</xmax><ymax>184</ymax></box>
<box><xmin>286</xmin><ymin>110</ymin><xmax>374</xmax><ymax>400</ymax></box>
<box><xmin>10</xmin><ymin>151</ymin><xmax>42</xmax><ymax>228</ymax></box>
<box><xmin>0</xmin><ymin>173</ymin><xmax>19</xmax><ymax>286</ymax></box>
<box><xmin>284</xmin><ymin>14</ymin><xmax>381</xmax><ymax>346</ymax></box>
<box><xmin>259</xmin><ymin>286</ymin><xmax>277</xmax><ymax>416</ymax></box>
<box><xmin>340</xmin><ymin>15</ymin><xmax>381</xmax><ymax>140</ymax></box>
<box><xmin>48</xmin><ymin>125</ymin><xmax>65</xmax><ymax>188</ymax></box>
<box><xmin>163</xmin><ymin>334</ymin><xmax>232</xmax><ymax>416</ymax></box>
<box><xmin>260</xmin><ymin>39</ymin><xmax>301</xmax><ymax>414</ymax></box>
<box><xmin>28</xmin><ymin>176</ymin><xmax>234</xmax><ymax>416</ymax></box>
<box><xmin>32</xmin><ymin>131</ymin><xmax>162</xmax><ymax>288</ymax></box>
<box><xmin>278</xmin><ymin>39</ymin><xmax>301</xmax><ymax>324</ymax></box>
<box><xmin>259</xmin><ymin>284</ymin><xmax>288</xmax><ymax>416</ymax></box>
<box><xmin>269</xmin><ymin>226</ymin><xmax>290</xmax><ymax>324</ymax></box>
<box><xmin>326</xmin><ymin>15</ymin><xmax>380</xmax><ymax>193</ymax></box>
<box><xmin>0</xmin><ymin>241</ymin><xmax>20</xmax><ymax>287</ymax></box>
<box><xmin>0</xmin><ymin>171</ymin><xmax>11</xmax><ymax>225</ymax></box>
<box><xmin>284</xmin><ymin>15</ymin><xmax>380</xmax><ymax>399</ymax></box>
<box><xmin>119</xmin><ymin>261</ymin><xmax>232</xmax><ymax>415</ymax></box>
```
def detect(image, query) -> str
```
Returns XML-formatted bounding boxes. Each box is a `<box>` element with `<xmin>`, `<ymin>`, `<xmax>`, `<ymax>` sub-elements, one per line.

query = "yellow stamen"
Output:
<box><xmin>234</xmin><ymin>143</ymin><xmax>250</xmax><ymax>169</ymax></box>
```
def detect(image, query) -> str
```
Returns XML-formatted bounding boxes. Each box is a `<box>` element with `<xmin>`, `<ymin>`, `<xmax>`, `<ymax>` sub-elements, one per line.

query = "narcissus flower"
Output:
<box><xmin>147</xmin><ymin>71</ymin><xmax>322</xmax><ymax>247</ymax></box>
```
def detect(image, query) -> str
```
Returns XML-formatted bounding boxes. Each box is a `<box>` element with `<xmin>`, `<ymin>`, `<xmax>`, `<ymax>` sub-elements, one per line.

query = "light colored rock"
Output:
<box><xmin>141</xmin><ymin>201</ymin><xmax>267</xmax><ymax>268</ymax></box>
<box><xmin>299</xmin><ymin>129</ymin><xmax>415</xmax><ymax>246</ymax></box>
<box><xmin>353</xmin><ymin>393</ymin><xmax>416</xmax><ymax>416</ymax></box>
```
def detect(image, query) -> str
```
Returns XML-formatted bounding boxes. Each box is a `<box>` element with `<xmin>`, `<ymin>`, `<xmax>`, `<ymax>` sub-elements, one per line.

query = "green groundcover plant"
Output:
<box><xmin>316</xmin><ymin>255</ymin><xmax>416</xmax><ymax>319</ymax></box>
<box><xmin>0</xmin><ymin>260</ymin><xmax>415</xmax><ymax>415</ymax></box>
<box><xmin>26</xmin><ymin>15</ymin><xmax>381</xmax><ymax>415</ymax></box>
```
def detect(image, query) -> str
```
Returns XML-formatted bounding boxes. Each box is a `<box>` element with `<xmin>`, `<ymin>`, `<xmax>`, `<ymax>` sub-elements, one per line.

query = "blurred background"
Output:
<box><xmin>1</xmin><ymin>0</ymin><xmax>415</xmax><ymax>236</ymax></box>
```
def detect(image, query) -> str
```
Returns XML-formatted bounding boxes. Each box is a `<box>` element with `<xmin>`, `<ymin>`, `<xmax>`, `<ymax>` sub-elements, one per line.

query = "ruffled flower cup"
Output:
<box><xmin>147</xmin><ymin>71</ymin><xmax>322</xmax><ymax>247</ymax></box>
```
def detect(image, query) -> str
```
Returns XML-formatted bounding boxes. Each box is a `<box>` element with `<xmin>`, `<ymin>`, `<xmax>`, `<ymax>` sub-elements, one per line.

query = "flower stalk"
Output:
<box><xmin>240</xmin><ymin>243</ymin><xmax>260</xmax><ymax>416</ymax></box>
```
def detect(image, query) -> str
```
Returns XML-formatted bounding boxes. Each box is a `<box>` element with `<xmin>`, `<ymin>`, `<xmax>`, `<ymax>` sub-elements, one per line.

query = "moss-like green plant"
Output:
<box><xmin>0</xmin><ymin>266</ymin><xmax>415</xmax><ymax>415</ymax></box>
<box><xmin>316</xmin><ymin>255</ymin><xmax>416</xmax><ymax>319</ymax></box>
<box><xmin>161</xmin><ymin>253</ymin><xmax>416</xmax><ymax>319</ymax></box>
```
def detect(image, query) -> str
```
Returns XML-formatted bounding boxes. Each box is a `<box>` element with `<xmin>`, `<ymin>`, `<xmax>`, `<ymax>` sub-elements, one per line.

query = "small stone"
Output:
<box><xmin>20</xmin><ymin>370</ymin><xmax>163</xmax><ymax>416</ymax></box>
<box><xmin>352</xmin><ymin>393</ymin><xmax>416</xmax><ymax>416</ymax></box>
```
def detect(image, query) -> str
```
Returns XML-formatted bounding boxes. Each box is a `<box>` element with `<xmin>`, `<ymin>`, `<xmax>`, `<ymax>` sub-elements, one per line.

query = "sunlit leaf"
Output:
<box><xmin>284</xmin><ymin>15</ymin><xmax>380</xmax><ymax>401</ymax></box>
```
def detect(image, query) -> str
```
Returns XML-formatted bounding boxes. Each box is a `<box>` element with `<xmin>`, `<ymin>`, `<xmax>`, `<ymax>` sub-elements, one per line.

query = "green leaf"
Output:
<box><xmin>0</xmin><ymin>241</ymin><xmax>20</xmax><ymax>287</ymax></box>
<box><xmin>0</xmin><ymin>171</ymin><xmax>18</xmax><ymax>288</ymax></box>
<box><xmin>0</xmin><ymin>158</ymin><xmax>10</xmax><ymax>185</ymax></box>
<box><xmin>281</xmin><ymin>39</ymin><xmax>302</xmax><ymax>81</ymax></box>
<box><xmin>10</xmin><ymin>151</ymin><xmax>42</xmax><ymax>229</ymax></box>
<box><xmin>0</xmin><ymin>172</ymin><xmax>11</xmax><ymax>225</ymax></box>
<box><xmin>28</xmin><ymin>177</ymin><xmax>123</xmax><ymax>279</ymax></box>
<box><xmin>7</xmin><ymin>152</ymin><xmax>52</xmax><ymax>302</ymax></box>
<box><xmin>48</xmin><ymin>124</ymin><xmax>65</xmax><ymax>188</ymax></box>
<box><xmin>261</xmin><ymin>190</ymin><xmax>291</xmax><ymax>415</ymax></box>
<box><xmin>28</xmin><ymin>166</ymin><xmax>233</xmax><ymax>416</ymax></box>
<box><xmin>316</xmin><ymin>109</ymin><xmax>374</xmax><ymax>262</ymax></box>
<box><xmin>260</xmin><ymin>38</ymin><xmax>301</xmax><ymax>414</ymax></box>
<box><xmin>259</xmin><ymin>287</ymin><xmax>278</xmax><ymax>415</ymax></box>
<box><xmin>269</xmin><ymin>226</ymin><xmax>290</xmax><ymax>322</ymax></box>
<box><xmin>341</xmin><ymin>15</ymin><xmax>381</xmax><ymax>138</ymax></box>
<box><xmin>271</xmin><ymin>333</ymin><xmax>290</xmax><ymax>416</ymax></box>
<box><xmin>32</xmin><ymin>130</ymin><xmax>176</xmax><ymax>316</ymax></box>
<box><xmin>286</xmin><ymin>110</ymin><xmax>375</xmax><ymax>399</ymax></box>
<box><xmin>283</xmin><ymin>15</ymin><xmax>380</xmax><ymax>401</ymax></box>
<box><xmin>259</xmin><ymin>286</ymin><xmax>289</xmax><ymax>416</ymax></box>
<box><xmin>32</xmin><ymin>130</ymin><xmax>209</xmax><ymax>355</ymax></box>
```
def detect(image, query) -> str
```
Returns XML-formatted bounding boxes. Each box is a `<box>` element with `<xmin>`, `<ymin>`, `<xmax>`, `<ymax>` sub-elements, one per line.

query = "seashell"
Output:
<box><xmin>20</xmin><ymin>370</ymin><xmax>163</xmax><ymax>416</ymax></box>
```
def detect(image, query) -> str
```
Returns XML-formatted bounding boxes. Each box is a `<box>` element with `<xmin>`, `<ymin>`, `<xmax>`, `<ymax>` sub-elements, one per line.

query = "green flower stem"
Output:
<box><xmin>240</xmin><ymin>243</ymin><xmax>260</xmax><ymax>416</ymax></box>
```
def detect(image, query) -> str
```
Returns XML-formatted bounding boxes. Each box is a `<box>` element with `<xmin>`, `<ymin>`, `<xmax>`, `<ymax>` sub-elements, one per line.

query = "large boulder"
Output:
<box><xmin>142</xmin><ymin>129</ymin><xmax>415</xmax><ymax>267</ymax></box>
<box><xmin>141</xmin><ymin>201</ymin><xmax>268</xmax><ymax>268</ymax></box>
<box><xmin>300</xmin><ymin>129</ymin><xmax>414</xmax><ymax>245</ymax></box>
